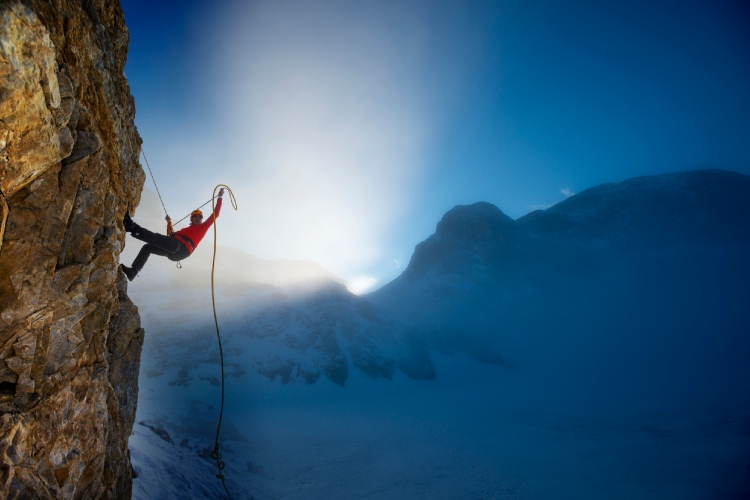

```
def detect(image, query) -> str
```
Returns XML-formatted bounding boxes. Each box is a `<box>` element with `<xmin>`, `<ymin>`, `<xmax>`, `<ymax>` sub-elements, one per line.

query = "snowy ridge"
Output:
<box><xmin>519</xmin><ymin>169</ymin><xmax>750</xmax><ymax>244</ymax></box>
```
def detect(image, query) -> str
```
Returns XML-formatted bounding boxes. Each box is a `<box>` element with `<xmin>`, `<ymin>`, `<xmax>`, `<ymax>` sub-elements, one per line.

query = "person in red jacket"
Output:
<box><xmin>120</xmin><ymin>188</ymin><xmax>224</xmax><ymax>281</ymax></box>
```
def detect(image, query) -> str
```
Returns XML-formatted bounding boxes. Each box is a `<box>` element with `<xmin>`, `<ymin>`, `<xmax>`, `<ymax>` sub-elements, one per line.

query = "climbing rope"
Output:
<box><xmin>209</xmin><ymin>184</ymin><xmax>238</xmax><ymax>499</ymax></box>
<box><xmin>138</xmin><ymin>147</ymin><xmax>208</xmax><ymax>229</ymax></box>
<box><xmin>138</xmin><ymin>148</ymin><xmax>169</xmax><ymax>218</ymax></box>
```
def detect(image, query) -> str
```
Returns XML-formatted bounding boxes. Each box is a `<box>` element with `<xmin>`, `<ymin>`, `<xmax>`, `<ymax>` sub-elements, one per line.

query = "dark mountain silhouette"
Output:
<box><xmin>369</xmin><ymin>170</ymin><xmax>750</xmax><ymax>403</ymax></box>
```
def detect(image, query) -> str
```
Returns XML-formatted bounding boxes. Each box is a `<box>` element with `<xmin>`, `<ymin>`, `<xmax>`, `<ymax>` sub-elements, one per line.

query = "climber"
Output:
<box><xmin>119</xmin><ymin>188</ymin><xmax>224</xmax><ymax>281</ymax></box>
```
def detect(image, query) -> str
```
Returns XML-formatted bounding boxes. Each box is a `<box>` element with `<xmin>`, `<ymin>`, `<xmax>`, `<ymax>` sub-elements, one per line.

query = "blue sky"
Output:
<box><xmin>121</xmin><ymin>0</ymin><xmax>750</xmax><ymax>292</ymax></box>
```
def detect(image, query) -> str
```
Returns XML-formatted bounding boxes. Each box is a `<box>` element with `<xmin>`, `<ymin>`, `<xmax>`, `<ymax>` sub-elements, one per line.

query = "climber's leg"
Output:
<box><xmin>131</xmin><ymin>243</ymin><xmax>170</xmax><ymax>272</ymax></box>
<box><xmin>127</xmin><ymin>224</ymin><xmax>181</xmax><ymax>253</ymax></box>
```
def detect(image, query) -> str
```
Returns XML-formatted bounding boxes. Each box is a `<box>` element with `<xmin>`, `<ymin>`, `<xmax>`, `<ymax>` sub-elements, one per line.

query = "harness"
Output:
<box><xmin>172</xmin><ymin>234</ymin><xmax>195</xmax><ymax>253</ymax></box>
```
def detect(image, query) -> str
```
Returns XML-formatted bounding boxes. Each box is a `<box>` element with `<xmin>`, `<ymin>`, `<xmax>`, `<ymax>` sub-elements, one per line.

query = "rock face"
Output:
<box><xmin>0</xmin><ymin>1</ymin><xmax>144</xmax><ymax>497</ymax></box>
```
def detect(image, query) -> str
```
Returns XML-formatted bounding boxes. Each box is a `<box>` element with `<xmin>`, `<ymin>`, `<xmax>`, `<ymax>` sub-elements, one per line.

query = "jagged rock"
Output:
<box><xmin>0</xmin><ymin>0</ymin><xmax>145</xmax><ymax>497</ymax></box>
<box><xmin>137</xmin><ymin>422</ymin><xmax>174</xmax><ymax>445</ymax></box>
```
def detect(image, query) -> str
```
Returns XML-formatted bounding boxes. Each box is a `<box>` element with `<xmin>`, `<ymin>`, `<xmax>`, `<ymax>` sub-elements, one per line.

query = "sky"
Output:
<box><xmin>120</xmin><ymin>0</ymin><xmax>750</xmax><ymax>293</ymax></box>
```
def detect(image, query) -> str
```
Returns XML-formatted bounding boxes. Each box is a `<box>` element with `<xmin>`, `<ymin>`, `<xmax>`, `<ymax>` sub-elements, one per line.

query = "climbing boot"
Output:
<box><xmin>120</xmin><ymin>264</ymin><xmax>138</xmax><ymax>281</ymax></box>
<box><xmin>123</xmin><ymin>211</ymin><xmax>135</xmax><ymax>232</ymax></box>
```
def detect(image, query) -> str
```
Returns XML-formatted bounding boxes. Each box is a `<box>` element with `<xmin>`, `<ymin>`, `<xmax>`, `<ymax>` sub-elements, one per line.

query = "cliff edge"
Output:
<box><xmin>0</xmin><ymin>0</ymin><xmax>144</xmax><ymax>497</ymax></box>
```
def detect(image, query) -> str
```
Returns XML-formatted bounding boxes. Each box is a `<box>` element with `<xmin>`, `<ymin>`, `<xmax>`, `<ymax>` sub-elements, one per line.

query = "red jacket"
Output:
<box><xmin>169</xmin><ymin>197</ymin><xmax>222</xmax><ymax>254</ymax></box>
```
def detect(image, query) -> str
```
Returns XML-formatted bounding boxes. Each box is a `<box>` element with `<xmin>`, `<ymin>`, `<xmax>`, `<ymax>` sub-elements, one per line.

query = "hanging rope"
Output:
<box><xmin>139</xmin><ymin>148</ymin><xmax>169</xmax><ymax>218</ymax></box>
<box><xmin>209</xmin><ymin>184</ymin><xmax>238</xmax><ymax>499</ymax></box>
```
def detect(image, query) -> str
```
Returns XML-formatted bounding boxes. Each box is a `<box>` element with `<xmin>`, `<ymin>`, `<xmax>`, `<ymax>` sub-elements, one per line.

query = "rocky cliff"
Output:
<box><xmin>0</xmin><ymin>0</ymin><xmax>144</xmax><ymax>497</ymax></box>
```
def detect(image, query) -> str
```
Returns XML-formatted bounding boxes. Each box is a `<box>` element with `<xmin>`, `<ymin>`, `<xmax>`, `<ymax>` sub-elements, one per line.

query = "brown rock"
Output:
<box><xmin>0</xmin><ymin>0</ymin><xmax>146</xmax><ymax>497</ymax></box>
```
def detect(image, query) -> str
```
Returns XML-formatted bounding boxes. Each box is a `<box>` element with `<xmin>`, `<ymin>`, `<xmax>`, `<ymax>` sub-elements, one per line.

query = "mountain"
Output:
<box><xmin>129</xmin><ymin>169</ymin><xmax>750</xmax><ymax>499</ymax></box>
<box><xmin>134</xmin><ymin>169</ymin><xmax>750</xmax><ymax>389</ymax></box>
<box><xmin>366</xmin><ymin>170</ymin><xmax>750</xmax><ymax>405</ymax></box>
<box><xmin>374</xmin><ymin>170</ymin><xmax>750</xmax><ymax>322</ymax></box>
<box><xmin>377</xmin><ymin>169</ymin><xmax>750</xmax><ymax>291</ymax></box>
<box><xmin>131</xmin><ymin>277</ymin><xmax>434</xmax><ymax>388</ymax></box>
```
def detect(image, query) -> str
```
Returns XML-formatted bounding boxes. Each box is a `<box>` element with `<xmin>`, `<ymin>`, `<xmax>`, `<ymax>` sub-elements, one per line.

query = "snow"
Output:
<box><xmin>130</xmin><ymin>425</ymin><xmax>234</xmax><ymax>499</ymax></box>
<box><xmin>131</xmin><ymin>341</ymin><xmax>750</xmax><ymax>499</ymax></box>
<box><xmin>128</xmin><ymin>279</ymin><xmax>750</xmax><ymax>499</ymax></box>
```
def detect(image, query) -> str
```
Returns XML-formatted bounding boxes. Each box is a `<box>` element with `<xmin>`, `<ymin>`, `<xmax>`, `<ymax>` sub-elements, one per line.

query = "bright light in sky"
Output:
<box><xmin>209</xmin><ymin>0</ymin><xmax>430</xmax><ymax>283</ymax></box>
<box><xmin>347</xmin><ymin>275</ymin><xmax>379</xmax><ymax>296</ymax></box>
<box><xmin>122</xmin><ymin>0</ymin><xmax>750</xmax><ymax>291</ymax></box>
<box><xmin>133</xmin><ymin>0</ymin><xmax>438</xmax><ymax>290</ymax></box>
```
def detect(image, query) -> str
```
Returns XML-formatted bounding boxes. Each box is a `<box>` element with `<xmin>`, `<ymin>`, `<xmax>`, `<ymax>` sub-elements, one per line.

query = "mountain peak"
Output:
<box><xmin>381</xmin><ymin>169</ymin><xmax>750</xmax><ymax>291</ymax></box>
<box><xmin>400</xmin><ymin>202</ymin><xmax>517</xmax><ymax>281</ymax></box>
<box><xmin>435</xmin><ymin>202</ymin><xmax>514</xmax><ymax>242</ymax></box>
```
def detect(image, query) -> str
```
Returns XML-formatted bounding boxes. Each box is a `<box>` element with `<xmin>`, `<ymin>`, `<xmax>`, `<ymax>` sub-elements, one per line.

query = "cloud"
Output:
<box><xmin>561</xmin><ymin>188</ymin><xmax>575</xmax><ymax>197</ymax></box>
<box><xmin>193</xmin><ymin>0</ymin><xmax>433</xmax><ymax>280</ymax></box>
